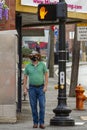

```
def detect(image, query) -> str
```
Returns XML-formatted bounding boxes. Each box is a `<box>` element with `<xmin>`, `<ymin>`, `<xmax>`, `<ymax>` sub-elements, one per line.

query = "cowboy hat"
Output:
<box><xmin>29</xmin><ymin>50</ymin><xmax>41</xmax><ymax>61</ymax></box>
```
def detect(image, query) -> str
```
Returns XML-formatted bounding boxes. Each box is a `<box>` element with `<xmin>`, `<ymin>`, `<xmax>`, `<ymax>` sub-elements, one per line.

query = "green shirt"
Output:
<box><xmin>24</xmin><ymin>61</ymin><xmax>48</xmax><ymax>86</ymax></box>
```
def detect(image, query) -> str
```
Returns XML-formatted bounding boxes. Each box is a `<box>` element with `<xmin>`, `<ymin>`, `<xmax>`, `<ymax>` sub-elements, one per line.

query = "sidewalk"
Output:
<box><xmin>0</xmin><ymin>77</ymin><xmax>87</xmax><ymax>130</ymax></box>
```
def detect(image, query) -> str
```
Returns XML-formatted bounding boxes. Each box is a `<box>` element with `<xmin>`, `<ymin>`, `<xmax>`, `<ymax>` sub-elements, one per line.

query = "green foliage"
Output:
<box><xmin>22</xmin><ymin>60</ymin><xmax>30</xmax><ymax>65</ymax></box>
<box><xmin>22</xmin><ymin>47</ymin><xmax>32</xmax><ymax>58</ymax></box>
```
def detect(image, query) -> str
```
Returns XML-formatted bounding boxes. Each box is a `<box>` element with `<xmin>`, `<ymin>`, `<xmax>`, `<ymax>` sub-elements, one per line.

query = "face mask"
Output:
<box><xmin>31</xmin><ymin>56</ymin><xmax>38</xmax><ymax>62</ymax></box>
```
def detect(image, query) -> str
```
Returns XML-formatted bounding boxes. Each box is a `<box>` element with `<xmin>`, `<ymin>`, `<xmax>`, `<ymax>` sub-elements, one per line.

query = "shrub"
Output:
<box><xmin>22</xmin><ymin>47</ymin><xmax>32</xmax><ymax>58</ymax></box>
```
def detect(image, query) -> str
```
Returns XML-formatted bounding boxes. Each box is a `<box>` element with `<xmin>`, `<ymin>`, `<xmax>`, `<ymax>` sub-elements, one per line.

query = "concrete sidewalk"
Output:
<box><xmin>0</xmin><ymin>77</ymin><xmax>87</xmax><ymax>130</ymax></box>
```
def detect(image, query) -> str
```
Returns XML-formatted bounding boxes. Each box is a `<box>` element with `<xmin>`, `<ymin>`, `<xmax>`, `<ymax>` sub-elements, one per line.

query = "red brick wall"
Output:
<box><xmin>0</xmin><ymin>0</ymin><xmax>15</xmax><ymax>30</ymax></box>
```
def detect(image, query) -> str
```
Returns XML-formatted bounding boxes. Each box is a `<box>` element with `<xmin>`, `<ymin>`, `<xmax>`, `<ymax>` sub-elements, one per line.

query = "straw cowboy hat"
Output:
<box><xmin>29</xmin><ymin>50</ymin><xmax>41</xmax><ymax>61</ymax></box>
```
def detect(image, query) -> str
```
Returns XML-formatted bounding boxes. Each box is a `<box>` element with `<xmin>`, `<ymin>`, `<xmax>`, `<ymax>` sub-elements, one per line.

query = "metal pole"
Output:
<box><xmin>50</xmin><ymin>0</ymin><xmax>75</xmax><ymax>126</ymax></box>
<box><xmin>16</xmin><ymin>13</ymin><xmax>22</xmax><ymax>112</ymax></box>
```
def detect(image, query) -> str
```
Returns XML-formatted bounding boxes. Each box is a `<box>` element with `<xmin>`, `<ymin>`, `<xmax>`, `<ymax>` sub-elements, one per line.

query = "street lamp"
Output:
<box><xmin>50</xmin><ymin>0</ymin><xmax>75</xmax><ymax>126</ymax></box>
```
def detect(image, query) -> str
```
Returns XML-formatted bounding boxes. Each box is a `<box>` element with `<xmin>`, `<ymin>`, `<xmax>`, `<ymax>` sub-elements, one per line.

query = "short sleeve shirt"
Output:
<box><xmin>24</xmin><ymin>61</ymin><xmax>48</xmax><ymax>85</ymax></box>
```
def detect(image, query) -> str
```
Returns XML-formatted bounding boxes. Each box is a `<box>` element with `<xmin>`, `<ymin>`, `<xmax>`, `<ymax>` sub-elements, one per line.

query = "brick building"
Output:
<box><xmin>0</xmin><ymin>0</ymin><xmax>15</xmax><ymax>30</ymax></box>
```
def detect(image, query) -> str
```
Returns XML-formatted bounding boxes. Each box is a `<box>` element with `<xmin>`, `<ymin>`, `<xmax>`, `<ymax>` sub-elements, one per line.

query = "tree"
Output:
<box><xmin>69</xmin><ymin>24</ymin><xmax>80</xmax><ymax>97</ymax></box>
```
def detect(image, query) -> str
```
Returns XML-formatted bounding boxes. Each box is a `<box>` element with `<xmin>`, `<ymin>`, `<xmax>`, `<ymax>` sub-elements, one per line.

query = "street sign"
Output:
<box><xmin>54</xmin><ymin>28</ymin><xmax>58</xmax><ymax>37</ymax></box>
<box><xmin>38</xmin><ymin>4</ymin><xmax>57</xmax><ymax>21</ymax></box>
<box><xmin>77</xmin><ymin>25</ymin><xmax>87</xmax><ymax>41</ymax></box>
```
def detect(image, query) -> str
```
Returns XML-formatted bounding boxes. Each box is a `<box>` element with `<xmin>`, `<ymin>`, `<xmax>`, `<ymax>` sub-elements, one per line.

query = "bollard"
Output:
<box><xmin>75</xmin><ymin>84</ymin><xmax>87</xmax><ymax>110</ymax></box>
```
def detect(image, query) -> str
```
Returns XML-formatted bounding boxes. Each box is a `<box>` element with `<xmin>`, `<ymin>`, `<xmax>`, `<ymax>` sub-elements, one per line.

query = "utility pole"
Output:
<box><xmin>50</xmin><ymin>0</ymin><xmax>75</xmax><ymax>126</ymax></box>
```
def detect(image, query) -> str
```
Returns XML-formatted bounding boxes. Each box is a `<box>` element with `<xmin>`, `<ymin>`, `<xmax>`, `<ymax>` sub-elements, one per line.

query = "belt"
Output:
<box><xmin>29</xmin><ymin>84</ymin><xmax>44</xmax><ymax>88</ymax></box>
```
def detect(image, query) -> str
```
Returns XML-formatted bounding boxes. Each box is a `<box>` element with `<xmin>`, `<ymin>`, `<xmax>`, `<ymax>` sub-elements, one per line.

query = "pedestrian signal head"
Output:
<box><xmin>38</xmin><ymin>4</ymin><xmax>57</xmax><ymax>21</ymax></box>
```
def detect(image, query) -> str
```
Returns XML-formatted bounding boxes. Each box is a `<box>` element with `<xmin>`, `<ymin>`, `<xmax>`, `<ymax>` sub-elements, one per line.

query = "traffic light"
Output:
<box><xmin>38</xmin><ymin>4</ymin><xmax>57</xmax><ymax>21</ymax></box>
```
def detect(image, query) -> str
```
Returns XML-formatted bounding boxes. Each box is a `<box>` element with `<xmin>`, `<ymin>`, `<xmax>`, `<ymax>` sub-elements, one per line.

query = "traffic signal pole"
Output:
<box><xmin>50</xmin><ymin>0</ymin><xmax>75</xmax><ymax>126</ymax></box>
<box><xmin>38</xmin><ymin>0</ymin><xmax>75</xmax><ymax>126</ymax></box>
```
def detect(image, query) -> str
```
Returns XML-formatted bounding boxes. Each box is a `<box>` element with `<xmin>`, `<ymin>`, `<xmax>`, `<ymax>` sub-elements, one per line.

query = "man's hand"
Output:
<box><xmin>24</xmin><ymin>87</ymin><xmax>27</xmax><ymax>95</ymax></box>
<box><xmin>43</xmin><ymin>85</ymin><xmax>47</xmax><ymax>92</ymax></box>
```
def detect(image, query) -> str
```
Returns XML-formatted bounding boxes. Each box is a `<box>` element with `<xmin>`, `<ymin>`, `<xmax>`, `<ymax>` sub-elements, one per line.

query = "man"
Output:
<box><xmin>36</xmin><ymin>42</ymin><xmax>40</xmax><ymax>53</ymax></box>
<box><xmin>23</xmin><ymin>51</ymin><xmax>48</xmax><ymax>129</ymax></box>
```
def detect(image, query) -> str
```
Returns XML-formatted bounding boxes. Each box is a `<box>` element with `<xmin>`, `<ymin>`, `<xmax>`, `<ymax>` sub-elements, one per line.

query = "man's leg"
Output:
<box><xmin>38</xmin><ymin>86</ymin><xmax>45</xmax><ymax>125</ymax></box>
<box><xmin>28</xmin><ymin>86</ymin><xmax>38</xmax><ymax>125</ymax></box>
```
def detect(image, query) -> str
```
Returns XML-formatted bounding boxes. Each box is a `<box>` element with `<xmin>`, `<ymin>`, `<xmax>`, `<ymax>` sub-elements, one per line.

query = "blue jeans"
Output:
<box><xmin>28</xmin><ymin>85</ymin><xmax>45</xmax><ymax>125</ymax></box>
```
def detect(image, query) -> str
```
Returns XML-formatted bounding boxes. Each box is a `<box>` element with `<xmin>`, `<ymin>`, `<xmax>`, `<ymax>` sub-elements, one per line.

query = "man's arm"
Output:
<box><xmin>43</xmin><ymin>72</ymin><xmax>48</xmax><ymax>92</ymax></box>
<box><xmin>23</xmin><ymin>74</ymin><xmax>28</xmax><ymax>94</ymax></box>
